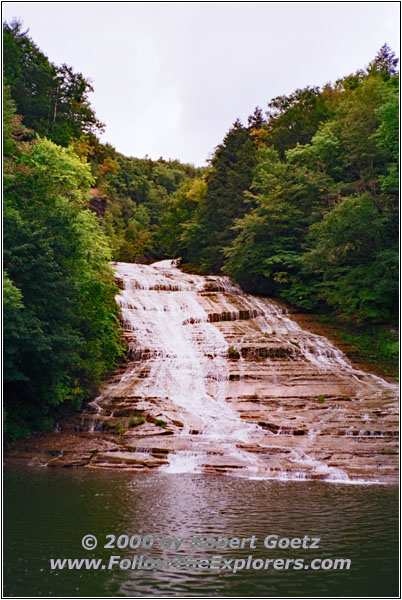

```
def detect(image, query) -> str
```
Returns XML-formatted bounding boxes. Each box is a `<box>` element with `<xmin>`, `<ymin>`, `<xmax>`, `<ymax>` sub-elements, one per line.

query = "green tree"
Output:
<box><xmin>3</xmin><ymin>19</ymin><xmax>103</xmax><ymax>146</ymax></box>
<box><xmin>265</xmin><ymin>86</ymin><xmax>331</xmax><ymax>157</ymax></box>
<box><xmin>4</xmin><ymin>135</ymin><xmax>123</xmax><ymax>437</ymax></box>
<box><xmin>198</xmin><ymin>119</ymin><xmax>261</xmax><ymax>271</ymax></box>
<box><xmin>157</xmin><ymin>176</ymin><xmax>208</xmax><ymax>262</ymax></box>
<box><xmin>367</xmin><ymin>43</ymin><xmax>399</xmax><ymax>79</ymax></box>
<box><xmin>303</xmin><ymin>195</ymin><xmax>398</xmax><ymax>322</ymax></box>
<box><xmin>371</xmin><ymin>75</ymin><xmax>399</xmax><ymax>195</ymax></box>
<box><xmin>223</xmin><ymin>147</ymin><xmax>303</xmax><ymax>294</ymax></box>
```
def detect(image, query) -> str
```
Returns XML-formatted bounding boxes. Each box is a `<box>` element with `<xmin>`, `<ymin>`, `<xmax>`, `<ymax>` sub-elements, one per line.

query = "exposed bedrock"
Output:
<box><xmin>5</xmin><ymin>260</ymin><xmax>398</xmax><ymax>483</ymax></box>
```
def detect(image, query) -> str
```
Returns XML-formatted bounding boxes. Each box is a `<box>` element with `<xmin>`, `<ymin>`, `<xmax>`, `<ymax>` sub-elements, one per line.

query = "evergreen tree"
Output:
<box><xmin>3</xmin><ymin>20</ymin><xmax>104</xmax><ymax>146</ymax></box>
<box><xmin>199</xmin><ymin>119</ymin><xmax>261</xmax><ymax>271</ymax></box>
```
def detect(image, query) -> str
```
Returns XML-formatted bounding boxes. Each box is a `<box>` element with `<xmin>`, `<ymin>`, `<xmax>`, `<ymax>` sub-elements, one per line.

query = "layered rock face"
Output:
<box><xmin>7</xmin><ymin>261</ymin><xmax>398</xmax><ymax>483</ymax></box>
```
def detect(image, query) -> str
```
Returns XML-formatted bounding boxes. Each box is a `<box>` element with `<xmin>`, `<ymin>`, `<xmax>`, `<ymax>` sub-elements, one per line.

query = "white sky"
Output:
<box><xmin>2</xmin><ymin>2</ymin><xmax>400</xmax><ymax>166</ymax></box>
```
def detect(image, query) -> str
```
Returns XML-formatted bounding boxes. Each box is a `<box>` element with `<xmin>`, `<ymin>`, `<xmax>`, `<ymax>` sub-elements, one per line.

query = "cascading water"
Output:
<box><xmin>83</xmin><ymin>260</ymin><xmax>398</xmax><ymax>483</ymax></box>
<box><xmin>114</xmin><ymin>260</ymin><xmax>261</xmax><ymax>474</ymax></box>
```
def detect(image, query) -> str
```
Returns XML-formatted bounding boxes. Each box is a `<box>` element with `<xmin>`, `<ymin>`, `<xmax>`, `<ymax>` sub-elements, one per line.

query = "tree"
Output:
<box><xmin>371</xmin><ymin>75</ymin><xmax>399</xmax><ymax>195</ymax></box>
<box><xmin>303</xmin><ymin>195</ymin><xmax>398</xmax><ymax>322</ymax></box>
<box><xmin>223</xmin><ymin>147</ymin><xmax>303</xmax><ymax>294</ymax></box>
<box><xmin>200</xmin><ymin>119</ymin><xmax>261</xmax><ymax>271</ymax></box>
<box><xmin>4</xmin><ymin>133</ymin><xmax>123</xmax><ymax>437</ymax></box>
<box><xmin>3</xmin><ymin>20</ymin><xmax>103</xmax><ymax>146</ymax></box>
<box><xmin>265</xmin><ymin>86</ymin><xmax>331</xmax><ymax>156</ymax></box>
<box><xmin>157</xmin><ymin>176</ymin><xmax>208</xmax><ymax>262</ymax></box>
<box><xmin>367</xmin><ymin>43</ymin><xmax>399</xmax><ymax>79</ymax></box>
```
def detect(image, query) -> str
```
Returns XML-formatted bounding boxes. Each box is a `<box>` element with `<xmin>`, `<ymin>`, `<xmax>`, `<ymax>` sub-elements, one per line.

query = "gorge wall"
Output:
<box><xmin>6</xmin><ymin>261</ymin><xmax>398</xmax><ymax>483</ymax></box>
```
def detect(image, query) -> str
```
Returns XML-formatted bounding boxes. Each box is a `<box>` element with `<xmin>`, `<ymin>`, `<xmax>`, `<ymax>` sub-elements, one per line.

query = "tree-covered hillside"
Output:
<box><xmin>166</xmin><ymin>47</ymin><xmax>398</xmax><ymax>327</ymax></box>
<box><xmin>3</xmin><ymin>20</ymin><xmax>399</xmax><ymax>438</ymax></box>
<box><xmin>3</xmin><ymin>20</ymin><xmax>204</xmax><ymax>438</ymax></box>
<box><xmin>163</xmin><ymin>46</ymin><xmax>398</xmax><ymax>371</ymax></box>
<box><xmin>3</xmin><ymin>86</ymin><xmax>125</xmax><ymax>438</ymax></box>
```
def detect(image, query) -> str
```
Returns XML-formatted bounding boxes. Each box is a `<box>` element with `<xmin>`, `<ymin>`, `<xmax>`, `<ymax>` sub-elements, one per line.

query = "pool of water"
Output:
<box><xmin>3</xmin><ymin>468</ymin><xmax>399</xmax><ymax>597</ymax></box>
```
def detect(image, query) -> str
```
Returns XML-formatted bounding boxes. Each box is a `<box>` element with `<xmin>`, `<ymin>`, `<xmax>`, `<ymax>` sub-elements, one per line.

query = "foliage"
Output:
<box><xmin>129</xmin><ymin>416</ymin><xmax>146</xmax><ymax>427</ymax></box>
<box><xmin>223</xmin><ymin>146</ymin><xmax>303</xmax><ymax>295</ymax></box>
<box><xmin>318</xmin><ymin>316</ymin><xmax>399</xmax><ymax>378</ymax></box>
<box><xmin>92</xmin><ymin>148</ymin><xmax>201</xmax><ymax>263</ymax></box>
<box><xmin>304</xmin><ymin>193</ymin><xmax>397</xmax><ymax>322</ymax></box>
<box><xmin>371</xmin><ymin>75</ymin><xmax>399</xmax><ymax>194</ymax></box>
<box><xmin>265</xmin><ymin>86</ymin><xmax>332</xmax><ymax>157</ymax></box>
<box><xmin>367</xmin><ymin>43</ymin><xmax>399</xmax><ymax>79</ymax></box>
<box><xmin>196</xmin><ymin>119</ymin><xmax>263</xmax><ymax>272</ymax></box>
<box><xmin>222</xmin><ymin>58</ymin><xmax>398</xmax><ymax>326</ymax></box>
<box><xmin>156</xmin><ymin>176</ymin><xmax>208</xmax><ymax>263</ymax></box>
<box><xmin>3</xmin><ymin>25</ymin><xmax>399</xmax><ymax>440</ymax></box>
<box><xmin>3</xmin><ymin>19</ymin><xmax>103</xmax><ymax>146</ymax></box>
<box><xmin>228</xmin><ymin>347</ymin><xmax>240</xmax><ymax>360</ymax></box>
<box><xmin>3</xmin><ymin>125</ymin><xmax>124</xmax><ymax>437</ymax></box>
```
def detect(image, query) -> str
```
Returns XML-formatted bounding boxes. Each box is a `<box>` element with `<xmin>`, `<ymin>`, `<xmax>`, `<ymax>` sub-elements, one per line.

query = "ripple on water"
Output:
<box><xmin>3</xmin><ymin>468</ymin><xmax>399</xmax><ymax>598</ymax></box>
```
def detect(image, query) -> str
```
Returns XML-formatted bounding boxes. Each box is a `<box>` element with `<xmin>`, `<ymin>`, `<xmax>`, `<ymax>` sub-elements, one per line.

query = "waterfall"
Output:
<box><xmin>86</xmin><ymin>260</ymin><xmax>398</xmax><ymax>483</ymax></box>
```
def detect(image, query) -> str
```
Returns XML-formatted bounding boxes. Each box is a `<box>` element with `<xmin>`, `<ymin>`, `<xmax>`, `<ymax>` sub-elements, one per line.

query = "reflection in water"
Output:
<box><xmin>4</xmin><ymin>468</ymin><xmax>398</xmax><ymax>597</ymax></box>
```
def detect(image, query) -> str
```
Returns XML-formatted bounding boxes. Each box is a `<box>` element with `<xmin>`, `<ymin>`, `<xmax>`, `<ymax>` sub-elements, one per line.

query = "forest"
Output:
<box><xmin>3</xmin><ymin>20</ymin><xmax>399</xmax><ymax>438</ymax></box>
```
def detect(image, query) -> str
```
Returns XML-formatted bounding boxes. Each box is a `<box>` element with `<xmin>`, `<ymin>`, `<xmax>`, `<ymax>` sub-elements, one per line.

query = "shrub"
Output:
<box><xmin>228</xmin><ymin>347</ymin><xmax>240</xmax><ymax>359</ymax></box>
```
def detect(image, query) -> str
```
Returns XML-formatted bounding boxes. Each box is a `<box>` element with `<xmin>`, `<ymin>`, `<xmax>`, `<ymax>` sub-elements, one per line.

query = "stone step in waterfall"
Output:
<box><xmin>5</xmin><ymin>260</ymin><xmax>398</xmax><ymax>483</ymax></box>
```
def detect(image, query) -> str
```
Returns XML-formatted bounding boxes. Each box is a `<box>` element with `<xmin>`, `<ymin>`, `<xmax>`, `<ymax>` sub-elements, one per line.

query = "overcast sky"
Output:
<box><xmin>3</xmin><ymin>2</ymin><xmax>400</xmax><ymax>165</ymax></box>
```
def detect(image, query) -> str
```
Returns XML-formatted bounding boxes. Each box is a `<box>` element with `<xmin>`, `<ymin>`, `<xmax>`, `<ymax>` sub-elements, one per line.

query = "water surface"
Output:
<box><xmin>3</xmin><ymin>468</ymin><xmax>398</xmax><ymax>597</ymax></box>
